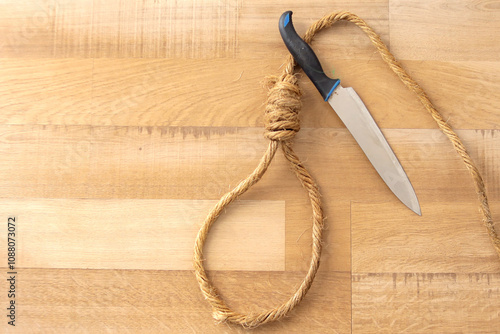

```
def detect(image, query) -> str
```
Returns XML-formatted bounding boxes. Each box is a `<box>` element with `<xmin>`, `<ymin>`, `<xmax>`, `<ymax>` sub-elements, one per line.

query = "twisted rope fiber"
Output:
<box><xmin>194</xmin><ymin>11</ymin><xmax>500</xmax><ymax>329</ymax></box>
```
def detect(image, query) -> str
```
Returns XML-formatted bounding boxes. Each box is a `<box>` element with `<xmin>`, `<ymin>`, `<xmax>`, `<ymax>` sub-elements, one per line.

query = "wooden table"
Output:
<box><xmin>1</xmin><ymin>1</ymin><xmax>499</xmax><ymax>332</ymax></box>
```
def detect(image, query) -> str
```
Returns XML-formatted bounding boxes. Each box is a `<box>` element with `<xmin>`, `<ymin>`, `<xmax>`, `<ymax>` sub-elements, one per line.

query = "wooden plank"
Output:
<box><xmin>0</xmin><ymin>59</ymin><xmax>94</xmax><ymax>125</ymax></box>
<box><xmin>351</xmin><ymin>202</ymin><xmax>500</xmax><ymax>273</ymax></box>
<box><xmin>236</xmin><ymin>0</ymin><xmax>389</xmax><ymax>60</ymax></box>
<box><xmin>0</xmin><ymin>199</ymin><xmax>285</xmax><ymax>271</ymax></box>
<box><xmin>89</xmin><ymin>58</ymin><xmax>271</xmax><ymax>128</ymax></box>
<box><xmin>324</xmin><ymin>60</ymin><xmax>500</xmax><ymax>131</ymax></box>
<box><xmin>390</xmin><ymin>0</ymin><xmax>500</xmax><ymax>61</ymax></box>
<box><xmin>0</xmin><ymin>0</ymin><xmax>388</xmax><ymax>59</ymax></box>
<box><xmin>0</xmin><ymin>0</ymin><xmax>239</xmax><ymax>58</ymax></box>
<box><xmin>2</xmin><ymin>269</ymin><xmax>351</xmax><ymax>333</ymax></box>
<box><xmin>1</xmin><ymin>125</ymin><xmax>497</xmax><ymax>202</ymax></box>
<box><xmin>0</xmin><ymin>0</ymin><xmax>94</xmax><ymax>58</ymax></box>
<box><xmin>352</xmin><ymin>272</ymin><xmax>500</xmax><ymax>333</ymax></box>
<box><xmin>1</xmin><ymin>58</ymin><xmax>499</xmax><ymax>129</ymax></box>
<box><xmin>91</xmin><ymin>0</ymin><xmax>242</xmax><ymax>58</ymax></box>
<box><xmin>86</xmin><ymin>59</ymin><xmax>500</xmax><ymax>130</ymax></box>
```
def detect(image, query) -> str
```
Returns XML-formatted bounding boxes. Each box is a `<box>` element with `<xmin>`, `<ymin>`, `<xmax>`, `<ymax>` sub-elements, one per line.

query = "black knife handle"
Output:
<box><xmin>279</xmin><ymin>11</ymin><xmax>340</xmax><ymax>101</ymax></box>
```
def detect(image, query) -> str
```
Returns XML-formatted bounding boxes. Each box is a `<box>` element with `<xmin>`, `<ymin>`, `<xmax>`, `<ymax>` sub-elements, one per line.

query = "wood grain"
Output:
<box><xmin>2</xmin><ymin>269</ymin><xmax>351</xmax><ymax>333</ymax></box>
<box><xmin>1</xmin><ymin>125</ymin><xmax>498</xmax><ymax>201</ymax></box>
<box><xmin>390</xmin><ymin>0</ymin><xmax>500</xmax><ymax>61</ymax></box>
<box><xmin>1</xmin><ymin>0</ymin><xmax>499</xmax><ymax>332</ymax></box>
<box><xmin>0</xmin><ymin>0</ymin><xmax>388</xmax><ymax>59</ymax></box>
<box><xmin>352</xmin><ymin>272</ymin><xmax>500</xmax><ymax>333</ymax></box>
<box><xmin>352</xmin><ymin>201</ymin><xmax>500</xmax><ymax>273</ymax></box>
<box><xmin>0</xmin><ymin>199</ymin><xmax>285</xmax><ymax>271</ymax></box>
<box><xmin>2</xmin><ymin>59</ymin><xmax>499</xmax><ymax>129</ymax></box>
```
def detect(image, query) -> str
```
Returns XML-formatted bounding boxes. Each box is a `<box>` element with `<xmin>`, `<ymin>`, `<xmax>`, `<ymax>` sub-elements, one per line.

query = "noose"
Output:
<box><xmin>193</xmin><ymin>11</ymin><xmax>500</xmax><ymax>329</ymax></box>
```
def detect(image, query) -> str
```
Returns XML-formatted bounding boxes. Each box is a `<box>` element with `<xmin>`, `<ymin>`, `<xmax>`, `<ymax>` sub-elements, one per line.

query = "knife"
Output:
<box><xmin>279</xmin><ymin>11</ymin><xmax>421</xmax><ymax>215</ymax></box>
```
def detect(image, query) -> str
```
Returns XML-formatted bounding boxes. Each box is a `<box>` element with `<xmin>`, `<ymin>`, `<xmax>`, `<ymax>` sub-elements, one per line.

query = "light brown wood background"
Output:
<box><xmin>1</xmin><ymin>0</ymin><xmax>499</xmax><ymax>333</ymax></box>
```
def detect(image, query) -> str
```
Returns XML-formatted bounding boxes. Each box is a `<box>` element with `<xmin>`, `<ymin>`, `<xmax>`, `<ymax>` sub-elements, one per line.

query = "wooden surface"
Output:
<box><xmin>0</xmin><ymin>0</ymin><xmax>499</xmax><ymax>332</ymax></box>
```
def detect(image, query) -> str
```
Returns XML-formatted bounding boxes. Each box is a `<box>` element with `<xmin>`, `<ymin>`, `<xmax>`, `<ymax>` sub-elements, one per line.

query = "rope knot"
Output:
<box><xmin>264</xmin><ymin>74</ymin><xmax>302</xmax><ymax>142</ymax></box>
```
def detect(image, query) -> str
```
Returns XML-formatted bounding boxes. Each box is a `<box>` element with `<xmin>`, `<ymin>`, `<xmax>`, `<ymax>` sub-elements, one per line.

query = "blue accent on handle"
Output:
<box><xmin>284</xmin><ymin>13</ymin><xmax>290</xmax><ymax>27</ymax></box>
<box><xmin>324</xmin><ymin>79</ymin><xmax>340</xmax><ymax>101</ymax></box>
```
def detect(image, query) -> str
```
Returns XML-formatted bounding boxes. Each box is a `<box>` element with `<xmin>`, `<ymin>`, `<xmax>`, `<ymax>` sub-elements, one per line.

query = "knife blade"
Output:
<box><xmin>279</xmin><ymin>11</ymin><xmax>421</xmax><ymax>215</ymax></box>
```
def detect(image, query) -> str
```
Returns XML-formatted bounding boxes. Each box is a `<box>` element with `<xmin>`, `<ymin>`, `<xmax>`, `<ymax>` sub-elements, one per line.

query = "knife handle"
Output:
<box><xmin>279</xmin><ymin>11</ymin><xmax>340</xmax><ymax>101</ymax></box>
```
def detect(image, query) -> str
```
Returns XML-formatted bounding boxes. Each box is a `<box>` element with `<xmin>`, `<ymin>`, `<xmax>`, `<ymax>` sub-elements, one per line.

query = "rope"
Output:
<box><xmin>193</xmin><ymin>11</ymin><xmax>500</xmax><ymax>329</ymax></box>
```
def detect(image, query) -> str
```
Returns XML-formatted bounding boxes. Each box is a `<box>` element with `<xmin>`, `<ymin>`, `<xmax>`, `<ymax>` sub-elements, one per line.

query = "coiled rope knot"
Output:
<box><xmin>264</xmin><ymin>73</ymin><xmax>302</xmax><ymax>142</ymax></box>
